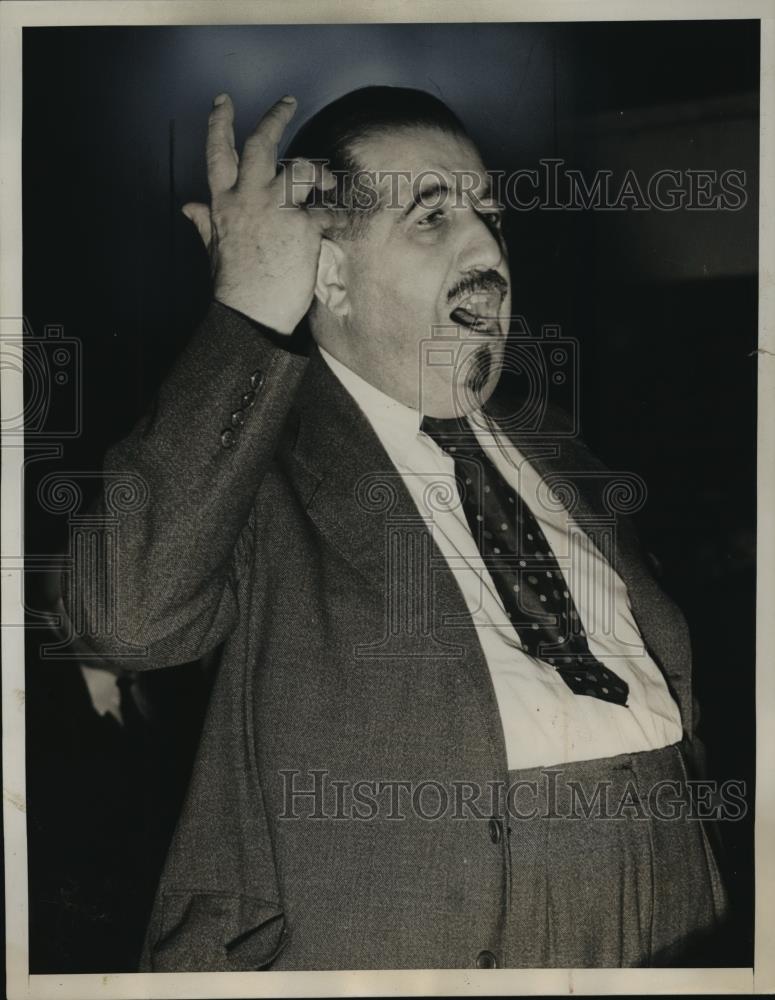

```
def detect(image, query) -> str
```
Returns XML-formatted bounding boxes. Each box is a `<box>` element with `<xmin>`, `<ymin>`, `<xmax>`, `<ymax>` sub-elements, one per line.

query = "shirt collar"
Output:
<box><xmin>318</xmin><ymin>344</ymin><xmax>494</xmax><ymax>468</ymax></box>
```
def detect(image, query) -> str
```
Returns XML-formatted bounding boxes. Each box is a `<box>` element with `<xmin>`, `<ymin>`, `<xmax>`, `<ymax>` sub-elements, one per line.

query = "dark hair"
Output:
<box><xmin>284</xmin><ymin>86</ymin><xmax>469</xmax><ymax>238</ymax></box>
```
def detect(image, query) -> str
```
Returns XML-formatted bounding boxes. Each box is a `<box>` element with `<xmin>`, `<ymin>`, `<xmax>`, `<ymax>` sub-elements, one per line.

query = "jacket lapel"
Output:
<box><xmin>289</xmin><ymin>347</ymin><xmax>422</xmax><ymax>589</ymax></box>
<box><xmin>288</xmin><ymin>350</ymin><xmax>489</xmax><ymax>645</ymax></box>
<box><xmin>286</xmin><ymin>349</ymin><xmax>509</xmax><ymax>764</ymax></box>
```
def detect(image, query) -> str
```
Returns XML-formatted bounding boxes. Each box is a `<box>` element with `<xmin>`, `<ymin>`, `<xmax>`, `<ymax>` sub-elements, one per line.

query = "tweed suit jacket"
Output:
<box><xmin>65</xmin><ymin>301</ymin><xmax>699</xmax><ymax>972</ymax></box>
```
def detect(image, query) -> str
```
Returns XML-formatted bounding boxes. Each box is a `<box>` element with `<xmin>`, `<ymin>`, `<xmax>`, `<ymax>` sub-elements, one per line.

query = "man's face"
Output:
<box><xmin>324</xmin><ymin>125</ymin><xmax>511</xmax><ymax>418</ymax></box>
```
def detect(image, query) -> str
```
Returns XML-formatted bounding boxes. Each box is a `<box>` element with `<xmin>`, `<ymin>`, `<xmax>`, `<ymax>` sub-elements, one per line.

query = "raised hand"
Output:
<box><xmin>183</xmin><ymin>93</ymin><xmax>336</xmax><ymax>334</ymax></box>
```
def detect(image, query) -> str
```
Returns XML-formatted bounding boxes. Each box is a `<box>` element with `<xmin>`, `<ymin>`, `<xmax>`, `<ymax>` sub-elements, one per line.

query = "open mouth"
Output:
<box><xmin>449</xmin><ymin>290</ymin><xmax>503</xmax><ymax>334</ymax></box>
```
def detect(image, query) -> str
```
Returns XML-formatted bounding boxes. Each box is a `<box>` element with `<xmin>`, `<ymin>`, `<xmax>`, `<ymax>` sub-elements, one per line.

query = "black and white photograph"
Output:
<box><xmin>2</xmin><ymin>1</ymin><xmax>773</xmax><ymax>996</ymax></box>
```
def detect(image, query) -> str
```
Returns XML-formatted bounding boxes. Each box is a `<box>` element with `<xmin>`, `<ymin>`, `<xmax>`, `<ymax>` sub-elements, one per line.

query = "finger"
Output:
<box><xmin>238</xmin><ymin>95</ymin><xmax>298</xmax><ymax>189</ymax></box>
<box><xmin>308</xmin><ymin>161</ymin><xmax>338</xmax><ymax>195</ymax></box>
<box><xmin>317</xmin><ymin>163</ymin><xmax>338</xmax><ymax>191</ymax></box>
<box><xmin>182</xmin><ymin>202</ymin><xmax>213</xmax><ymax>250</ymax></box>
<box><xmin>206</xmin><ymin>93</ymin><xmax>239</xmax><ymax>194</ymax></box>
<box><xmin>291</xmin><ymin>161</ymin><xmax>337</xmax><ymax>190</ymax></box>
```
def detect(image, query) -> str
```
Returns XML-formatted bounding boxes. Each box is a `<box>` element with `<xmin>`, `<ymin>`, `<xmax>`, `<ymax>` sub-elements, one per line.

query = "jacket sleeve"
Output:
<box><xmin>60</xmin><ymin>300</ymin><xmax>309</xmax><ymax>669</ymax></box>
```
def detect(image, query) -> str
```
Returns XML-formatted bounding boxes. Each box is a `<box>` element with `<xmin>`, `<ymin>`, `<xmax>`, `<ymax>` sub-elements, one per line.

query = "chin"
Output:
<box><xmin>424</xmin><ymin>341</ymin><xmax>504</xmax><ymax>418</ymax></box>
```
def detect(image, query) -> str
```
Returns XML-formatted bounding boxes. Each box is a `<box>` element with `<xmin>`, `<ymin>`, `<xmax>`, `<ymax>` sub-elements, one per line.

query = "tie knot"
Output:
<box><xmin>420</xmin><ymin>414</ymin><xmax>481</xmax><ymax>455</ymax></box>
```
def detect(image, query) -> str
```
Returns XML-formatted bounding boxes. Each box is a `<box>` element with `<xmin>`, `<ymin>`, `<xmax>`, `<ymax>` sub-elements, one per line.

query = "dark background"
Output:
<box><xmin>22</xmin><ymin>21</ymin><xmax>758</xmax><ymax>971</ymax></box>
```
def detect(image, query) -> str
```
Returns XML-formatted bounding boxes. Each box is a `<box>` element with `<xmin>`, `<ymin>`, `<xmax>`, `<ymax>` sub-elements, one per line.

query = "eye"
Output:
<box><xmin>417</xmin><ymin>208</ymin><xmax>446</xmax><ymax>228</ymax></box>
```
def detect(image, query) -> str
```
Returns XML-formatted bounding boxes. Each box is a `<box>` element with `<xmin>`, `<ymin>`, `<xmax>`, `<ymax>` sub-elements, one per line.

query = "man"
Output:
<box><xmin>63</xmin><ymin>86</ymin><xmax>727</xmax><ymax>970</ymax></box>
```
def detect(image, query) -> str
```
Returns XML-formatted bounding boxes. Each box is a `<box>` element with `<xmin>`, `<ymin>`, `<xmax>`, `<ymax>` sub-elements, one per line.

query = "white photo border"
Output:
<box><xmin>2</xmin><ymin>1</ymin><xmax>773</xmax><ymax>997</ymax></box>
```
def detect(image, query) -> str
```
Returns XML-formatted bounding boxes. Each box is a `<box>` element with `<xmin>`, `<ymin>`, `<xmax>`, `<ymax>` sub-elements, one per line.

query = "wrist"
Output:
<box><xmin>211</xmin><ymin>299</ymin><xmax>311</xmax><ymax>357</ymax></box>
<box><xmin>213</xmin><ymin>288</ymin><xmax>302</xmax><ymax>335</ymax></box>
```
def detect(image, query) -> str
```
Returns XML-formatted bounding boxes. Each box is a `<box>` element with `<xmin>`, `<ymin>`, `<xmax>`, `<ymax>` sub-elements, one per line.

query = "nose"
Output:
<box><xmin>455</xmin><ymin>208</ymin><xmax>506</xmax><ymax>275</ymax></box>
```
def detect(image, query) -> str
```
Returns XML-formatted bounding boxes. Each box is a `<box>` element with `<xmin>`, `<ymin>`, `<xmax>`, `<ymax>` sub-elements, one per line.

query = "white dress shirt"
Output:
<box><xmin>319</xmin><ymin>347</ymin><xmax>683</xmax><ymax>769</ymax></box>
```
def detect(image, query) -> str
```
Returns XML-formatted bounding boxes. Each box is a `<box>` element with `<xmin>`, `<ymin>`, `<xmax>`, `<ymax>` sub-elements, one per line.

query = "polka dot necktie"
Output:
<box><xmin>421</xmin><ymin>415</ymin><xmax>629</xmax><ymax>707</ymax></box>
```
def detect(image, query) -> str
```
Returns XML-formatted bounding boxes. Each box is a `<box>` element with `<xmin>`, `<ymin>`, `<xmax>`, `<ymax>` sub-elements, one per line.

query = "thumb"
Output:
<box><xmin>181</xmin><ymin>202</ymin><xmax>213</xmax><ymax>250</ymax></box>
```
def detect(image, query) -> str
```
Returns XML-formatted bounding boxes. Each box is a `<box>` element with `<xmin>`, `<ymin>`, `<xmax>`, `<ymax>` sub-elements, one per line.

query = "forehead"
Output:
<box><xmin>351</xmin><ymin>125</ymin><xmax>490</xmax><ymax>203</ymax></box>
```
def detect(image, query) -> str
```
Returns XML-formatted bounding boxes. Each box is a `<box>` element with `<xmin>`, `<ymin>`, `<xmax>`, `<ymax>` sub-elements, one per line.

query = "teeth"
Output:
<box><xmin>466</xmin><ymin>294</ymin><xmax>490</xmax><ymax>312</ymax></box>
<box><xmin>455</xmin><ymin>291</ymin><xmax>501</xmax><ymax>319</ymax></box>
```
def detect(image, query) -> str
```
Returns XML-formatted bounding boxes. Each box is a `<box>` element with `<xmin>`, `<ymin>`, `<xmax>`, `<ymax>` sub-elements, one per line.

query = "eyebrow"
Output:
<box><xmin>401</xmin><ymin>180</ymin><xmax>450</xmax><ymax>219</ymax></box>
<box><xmin>400</xmin><ymin>177</ymin><xmax>497</xmax><ymax>220</ymax></box>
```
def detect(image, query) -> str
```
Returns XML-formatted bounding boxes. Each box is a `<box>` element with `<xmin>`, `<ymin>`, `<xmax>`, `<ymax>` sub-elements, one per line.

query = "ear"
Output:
<box><xmin>314</xmin><ymin>238</ymin><xmax>349</xmax><ymax>317</ymax></box>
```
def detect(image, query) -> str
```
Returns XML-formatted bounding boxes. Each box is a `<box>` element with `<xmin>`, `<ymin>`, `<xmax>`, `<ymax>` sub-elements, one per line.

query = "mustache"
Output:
<box><xmin>447</xmin><ymin>270</ymin><xmax>508</xmax><ymax>305</ymax></box>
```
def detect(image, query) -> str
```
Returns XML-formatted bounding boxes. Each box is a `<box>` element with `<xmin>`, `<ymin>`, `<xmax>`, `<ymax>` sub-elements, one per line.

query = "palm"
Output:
<box><xmin>183</xmin><ymin>93</ymin><xmax>335</xmax><ymax>333</ymax></box>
